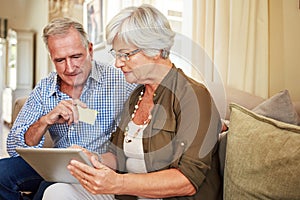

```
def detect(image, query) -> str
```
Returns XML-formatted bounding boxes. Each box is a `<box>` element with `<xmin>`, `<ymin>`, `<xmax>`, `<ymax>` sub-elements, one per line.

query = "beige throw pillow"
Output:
<box><xmin>219</xmin><ymin>90</ymin><xmax>300</xmax><ymax>177</ymax></box>
<box><xmin>224</xmin><ymin>103</ymin><xmax>300</xmax><ymax>200</ymax></box>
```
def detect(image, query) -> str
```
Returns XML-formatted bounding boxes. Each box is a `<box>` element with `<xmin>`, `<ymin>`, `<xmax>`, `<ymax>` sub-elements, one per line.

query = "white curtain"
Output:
<box><xmin>192</xmin><ymin>0</ymin><xmax>269</xmax><ymax>98</ymax></box>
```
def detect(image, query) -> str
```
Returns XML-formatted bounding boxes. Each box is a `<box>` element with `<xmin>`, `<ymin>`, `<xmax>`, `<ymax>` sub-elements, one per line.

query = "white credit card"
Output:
<box><xmin>77</xmin><ymin>106</ymin><xmax>98</xmax><ymax>125</ymax></box>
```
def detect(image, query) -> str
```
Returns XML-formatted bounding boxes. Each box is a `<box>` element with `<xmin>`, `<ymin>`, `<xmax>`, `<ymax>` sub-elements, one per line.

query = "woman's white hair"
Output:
<box><xmin>106</xmin><ymin>4</ymin><xmax>175</xmax><ymax>58</ymax></box>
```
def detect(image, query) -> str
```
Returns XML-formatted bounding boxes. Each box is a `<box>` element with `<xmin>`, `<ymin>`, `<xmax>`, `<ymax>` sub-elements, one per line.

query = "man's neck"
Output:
<box><xmin>60</xmin><ymin>84</ymin><xmax>83</xmax><ymax>99</ymax></box>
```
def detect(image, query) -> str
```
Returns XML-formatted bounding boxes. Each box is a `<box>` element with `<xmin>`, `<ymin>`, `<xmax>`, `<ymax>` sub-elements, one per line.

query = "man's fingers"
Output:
<box><xmin>72</xmin><ymin>99</ymin><xmax>87</xmax><ymax>108</ymax></box>
<box><xmin>71</xmin><ymin>99</ymin><xmax>88</xmax><ymax>123</ymax></box>
<box><xmin>50</xmin><ymin>99</ymin><xmax>88</xmax><ymax>125</ymax></box>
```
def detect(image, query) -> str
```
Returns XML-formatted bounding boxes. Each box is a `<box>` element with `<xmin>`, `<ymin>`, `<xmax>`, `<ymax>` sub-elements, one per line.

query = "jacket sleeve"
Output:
<box><xmin>169</xmin><ymin>83</ymin><xmax>222</xmax><ymax>191</ymax></box>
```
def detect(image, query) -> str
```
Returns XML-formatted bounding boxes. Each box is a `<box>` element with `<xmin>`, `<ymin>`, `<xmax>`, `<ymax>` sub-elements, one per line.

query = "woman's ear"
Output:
<box><xmin>152</xmin><ymin>52</ymin><xmax>161</xmax><ymax>60</ymax></box>
<box><xmin>153</xmin><ymin>49</ymin><xmax>169</xmax><ymax>60</ymax></box>
<box><xmin>161</xmin><ymin>49</ymin><xmax>169</xmax><ymax>59</ymax></box>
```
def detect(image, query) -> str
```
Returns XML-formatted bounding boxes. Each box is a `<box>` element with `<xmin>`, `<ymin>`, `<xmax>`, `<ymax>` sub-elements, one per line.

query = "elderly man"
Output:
<box><xmin>0</xmin><ymin>17</ymin><xmax>134</xmax><ymax>200</ymax></box>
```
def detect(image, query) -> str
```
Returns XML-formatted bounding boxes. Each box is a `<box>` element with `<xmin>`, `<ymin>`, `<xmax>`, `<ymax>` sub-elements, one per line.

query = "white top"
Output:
<box><xmin>123</xmin><ymin>121</ymin><xmax>163</xmax><ymax>200</ymax></box>
<box><xmin>123</xmin><ymin>120</ymin><xmax>147</xmax><ymax>173</ymax></box>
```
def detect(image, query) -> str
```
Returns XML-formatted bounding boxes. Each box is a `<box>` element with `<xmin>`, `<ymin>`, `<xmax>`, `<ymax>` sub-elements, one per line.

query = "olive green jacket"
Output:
<box><xmin>109</xmin><ymin>66</ymin><xmax>222</xmax><ymax>200</ymax></box>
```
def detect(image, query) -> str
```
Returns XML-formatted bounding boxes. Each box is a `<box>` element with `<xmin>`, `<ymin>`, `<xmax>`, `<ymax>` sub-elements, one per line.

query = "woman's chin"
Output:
<box><xmin>125</xmin><ymin>77</ymin><xmax>137</xmax><ymax>84</ymax></box>
<box><xmin>125</xmin><ymin>79</ymin><xmax>136</xmax><ymax>84</ymax></box>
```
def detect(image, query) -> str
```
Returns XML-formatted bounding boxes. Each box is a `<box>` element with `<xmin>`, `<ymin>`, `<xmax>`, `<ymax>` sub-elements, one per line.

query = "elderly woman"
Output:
<box><xmin>43</xmin><ymin>4</ymin><xmax>222</xmax><ymax>200</ymax></box>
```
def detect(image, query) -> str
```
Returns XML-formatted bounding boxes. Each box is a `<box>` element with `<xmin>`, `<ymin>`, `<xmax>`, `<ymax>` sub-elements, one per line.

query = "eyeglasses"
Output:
<box><xmin>109</xmin><ymin>48</ymin><xmax>142</xmax><ymax>61</ymax></box>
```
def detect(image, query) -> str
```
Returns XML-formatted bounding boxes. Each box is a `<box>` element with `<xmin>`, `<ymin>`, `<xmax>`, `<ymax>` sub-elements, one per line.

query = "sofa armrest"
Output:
<box><xmin>12</xmin><ymin>97</ymin><xmax>28</xmax><ymax>124</ymax></box>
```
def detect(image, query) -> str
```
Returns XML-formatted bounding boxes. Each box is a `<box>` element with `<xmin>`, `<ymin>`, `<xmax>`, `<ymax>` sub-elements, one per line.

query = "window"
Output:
<box><xmin>104</xmin><ymin>0</ymin><xmax>195</xmax><ymax>77</ymax></box>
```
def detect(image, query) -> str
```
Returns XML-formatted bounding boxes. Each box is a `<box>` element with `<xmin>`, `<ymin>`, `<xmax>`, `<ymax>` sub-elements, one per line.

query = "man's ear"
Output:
<box><xmin>88</xmin><ymin>42</ymin><xmax>94</xmax><ymax>59</ymax></box>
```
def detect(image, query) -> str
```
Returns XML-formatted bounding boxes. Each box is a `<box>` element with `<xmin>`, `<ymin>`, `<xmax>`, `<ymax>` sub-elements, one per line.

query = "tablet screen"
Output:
<box><xmin>16</xmin><ymin>148</ymin><xmax>93</xmax><ymax>183</ymax></box>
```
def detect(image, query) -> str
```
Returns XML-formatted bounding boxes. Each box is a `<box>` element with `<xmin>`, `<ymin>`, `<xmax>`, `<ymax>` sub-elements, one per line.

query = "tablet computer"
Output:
<box><xmin>16</xmin><ymin>148</ymin><xmax>92</xmax><ymax>183</ymax></box>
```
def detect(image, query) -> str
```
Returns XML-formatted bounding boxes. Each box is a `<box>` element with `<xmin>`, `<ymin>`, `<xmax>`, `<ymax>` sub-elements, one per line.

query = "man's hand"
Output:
<box><xmin>45</xmin><ymin>99</ymin><xmax>87</xmax><ymax>126</ymax></box>
<box><xmin>24</xmin><ymin>99</ymin><xmax>87</xmax><ymax>146</ymax></box>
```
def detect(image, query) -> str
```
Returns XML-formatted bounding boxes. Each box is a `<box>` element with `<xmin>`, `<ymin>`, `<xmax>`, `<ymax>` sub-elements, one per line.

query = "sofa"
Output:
<box><xmin>12</xmin><ymin>87</ymin><xmax>300</xmax><ymax>199</ymax></box>
<box><xmin>224</xmin><ymin>87</ymin><xmax>300</xmax><ymax>120</ymax></box>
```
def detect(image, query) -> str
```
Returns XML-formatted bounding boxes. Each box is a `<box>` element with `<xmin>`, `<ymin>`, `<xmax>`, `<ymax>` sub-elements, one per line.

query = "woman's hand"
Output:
<box><xmin>67</xmin><ymin>156</ymin><xmax>123</xmax><ymax>195</ymax></box>
<box><xmin>69</xmin><ymin>145</ymin><xmax>98</xmax><ymax>161</ymax></box>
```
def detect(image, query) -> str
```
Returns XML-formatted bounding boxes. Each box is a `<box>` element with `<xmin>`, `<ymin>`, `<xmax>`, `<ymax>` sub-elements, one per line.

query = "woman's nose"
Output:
<box><xmin>114</xmin><ymin>58</ymin><xmax>125</xmax><ymax>68</ymax></box>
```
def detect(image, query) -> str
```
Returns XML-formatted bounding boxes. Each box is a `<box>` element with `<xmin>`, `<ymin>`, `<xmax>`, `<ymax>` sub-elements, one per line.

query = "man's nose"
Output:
<box><xmin>65</xmin><ymin>58</ymin><xmax>75</xmax><ymax>72</ymax></box>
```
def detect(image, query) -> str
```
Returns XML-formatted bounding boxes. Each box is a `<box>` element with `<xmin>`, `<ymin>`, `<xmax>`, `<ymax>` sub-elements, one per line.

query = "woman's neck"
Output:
<box><xmin>144</xmin><ymin>84</ymin><xmax>158</xmax><ymax>96</ymax></box>
<box><xmin>141</xmin><ymin>59</ymin><xmax>172</xmax><ymax>85</ymax></box>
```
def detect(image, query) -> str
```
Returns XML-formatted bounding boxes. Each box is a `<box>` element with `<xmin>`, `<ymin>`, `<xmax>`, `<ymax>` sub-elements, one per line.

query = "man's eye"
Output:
<box><xmin>55</xmin><ymin>59</ymin><xmax>64</xmax><ymax>63</ymax></box>
<box><xmin>72</xmin><ymin>55</ymin><xmax>82</xmax><ymax>59</ymax></box>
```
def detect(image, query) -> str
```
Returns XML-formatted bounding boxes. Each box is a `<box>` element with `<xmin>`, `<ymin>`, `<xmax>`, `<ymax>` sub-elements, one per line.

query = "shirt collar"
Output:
<box><xmin>48</xmin><ymin>60</ymin><xmax>99</xmax><ymax>97</ymax></box>
<box><xmin>90</xmin><ymin>60</ymin><xmax>102</xmax><ymax>83</ymax></box>
<box><xmin>48</xmin><ymin>73</ymin><xmax>59</xmax><ymax>97</ymax></box>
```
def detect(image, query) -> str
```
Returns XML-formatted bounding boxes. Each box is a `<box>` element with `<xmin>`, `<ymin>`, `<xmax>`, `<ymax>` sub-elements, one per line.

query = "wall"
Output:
<box><xmin>269</xmin><ymin>0</ymin><xmax>300</xmax><ymax>101</ymax></box>
<box><xmin>0</xmin><ymin>0</ymin><xmax>49</xmax><ymax>85</ymax></box>
<box><xmin>98</xmin><ymin>0</ymin><xmax>300</xmax><ymax>102</ymax></box>
<box><xmin>0</xmin><ymin>0</ymin><xmax>48</xmax><ymax>124</ymax></box>
<box><xmin>0</xmin><ymin>0</ymin><xmax>299</xmax><ymax>101</ymax></box>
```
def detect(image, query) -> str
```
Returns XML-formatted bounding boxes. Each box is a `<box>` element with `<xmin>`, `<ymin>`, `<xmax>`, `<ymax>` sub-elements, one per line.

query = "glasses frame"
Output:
<box><xmin>109</xmin><ymin>48</ymin><xmax>142</xmax><ymax>61</ymax></box>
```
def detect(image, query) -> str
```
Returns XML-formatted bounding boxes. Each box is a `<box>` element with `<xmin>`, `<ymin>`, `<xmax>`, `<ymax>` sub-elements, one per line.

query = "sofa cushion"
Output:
<box><xmin>223</xmin><ymin>103</ymin><xmax>300</xmax><ymax>200</ymax></box>
<box><xmin>252</xmin><ymin>89</ymin><xmax>299</xmax><ymax>125</ymax></box>
<box><xmin>219</xmin><ymin>90</ymin><xmax>300</xmax><ymax>177</ymax></box>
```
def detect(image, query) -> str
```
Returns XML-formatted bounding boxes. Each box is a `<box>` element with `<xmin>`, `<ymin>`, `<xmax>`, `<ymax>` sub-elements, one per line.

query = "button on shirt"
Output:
<box><xmin>7</xmin><ymin>61</ymin><xmax>135</xmax><ymax>157</ymax></box>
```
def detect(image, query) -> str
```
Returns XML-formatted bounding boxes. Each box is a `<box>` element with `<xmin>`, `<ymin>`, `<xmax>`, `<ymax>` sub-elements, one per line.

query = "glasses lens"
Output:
<box><xmin>109</xmin><ymin>49</ymin><xmax>125</xmax><ymax>60</ymax></box>
<box><xmin>109</xmin><ymin>49</ymin><xmax>116</xmax><ymax>57</ymax></box>
<box><xmin>123</xmin><ymin>54</ymin><xmax>129</xmax><ymax>61</ymax></box>
<box><xmin>109</xmin><ymin>48</ymin><xmax>140</xmax><ymax>61</ymax></box>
